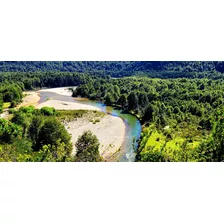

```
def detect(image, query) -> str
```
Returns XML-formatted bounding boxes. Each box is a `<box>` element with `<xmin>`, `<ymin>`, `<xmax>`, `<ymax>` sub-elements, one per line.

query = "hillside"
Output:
<box><xmin>0</xmin><ymin>61</ymin><xmax>224</xmax><ymax>77</ymax></box>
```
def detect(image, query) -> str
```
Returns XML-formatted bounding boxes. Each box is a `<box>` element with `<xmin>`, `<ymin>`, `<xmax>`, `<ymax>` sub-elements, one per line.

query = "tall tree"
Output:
<box><xmin>29</xmin><ymin>116</ymin><xmax>44</xmax><ymax>151</ymax></box>
<box><xmin>117</xmin><ymin>94</ymin><xmax>127</xmax><ymax>108</ymax></box>
<box><xmin>105</xmin><ymin>93</ymin><xmax>115</xmax><ymax>105</ymax></box>
<box><xmin>75</xmin><ymin>130</ymin><xmax>101</xmax><ymax>162</ymax></box>
<box><xmin>0</xmin><ymin>94</ymin><xmax>3</xmax><ymax>112</ymax></box>
<box><xmin>127</xmin><ymin>92</ymin><xmax>138</xmax><ymax>110</ymax></box>
<box><xmin>38</xmin><ymin>118</ymin><xmax>72</xmax><ymax>157</ymax></box>
<box><xmin>212</xmin><ymin>117</ymin><xmax>224</xmax><ymax>161</ymax></box>
<box><xmin>138</xmin><ymin>92</ymin><xmax>149</xmax><ymax>108</ymax></box>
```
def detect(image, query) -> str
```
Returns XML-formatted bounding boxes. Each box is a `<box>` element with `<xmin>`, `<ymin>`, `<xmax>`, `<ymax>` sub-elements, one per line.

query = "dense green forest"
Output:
<box><xmin>1</xmin><ymin>61</ymin><xmax>224</xmax><ymax>162</ymax></box>
<box><xmin>74</xmin><ymin>76</ymin><xmax>224</xmax><ymax>161</ymax></box>
<box><xmin>1</xmin><ymin>61</ymin><xmax>224</xmax><ymax>78</ymax></box>
<box><xmin>0</xmin><ymin>82</ymin><xmax>24</xmax><ymax>111</ymax></box>
<box><xmin>0</xmin><ymin>72</ymin><xmax>102</xmax><ymax>90</ymax></box>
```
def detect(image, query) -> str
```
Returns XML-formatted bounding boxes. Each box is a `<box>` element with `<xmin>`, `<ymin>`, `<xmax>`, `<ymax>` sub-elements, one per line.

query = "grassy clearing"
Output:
<box><xmin>141</xmin><ymin>124</ymin><xmax>202</xmax><ymax>154</ymax></box>
<box><xmin>56</xmin><ymin>110</ymin><xmax>105</xmax><ymax>122</ymax></box>
<box><xmin>3</xmin><ymin>102</ymin><xmax>11</xmax><ymax>109</ymax></box>
<box><xmin>145</xmin><ymin>131</ymin><xmax>165</xmax><ymax>150</ymax></box>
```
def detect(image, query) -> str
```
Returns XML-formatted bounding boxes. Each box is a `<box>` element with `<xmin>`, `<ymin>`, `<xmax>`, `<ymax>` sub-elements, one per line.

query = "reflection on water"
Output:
<box><xmin>39</xmin><ymin>91</ymin><xmax>142</xmax><ymax>162</ymax></box>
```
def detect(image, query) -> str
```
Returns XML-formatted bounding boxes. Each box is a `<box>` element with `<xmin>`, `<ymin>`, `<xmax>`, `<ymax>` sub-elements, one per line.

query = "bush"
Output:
<box><xmin>19</xmin><ymin>106</ymin><xmax>35</xmax><ymax>114</ymax></box>
<box><xmin>10</xmin><ymin>100</ymin><xmax>17</xmax><ymax>108</ymax></box>
<box><xmin>40</xmin><ymin>107</ymin><xmax>56</xmax><ymax>116</ymax></box>
<box><xmin>8</xmin><ymin>108</ymin><xmax>16</xmax><ymax>114</ymax></box>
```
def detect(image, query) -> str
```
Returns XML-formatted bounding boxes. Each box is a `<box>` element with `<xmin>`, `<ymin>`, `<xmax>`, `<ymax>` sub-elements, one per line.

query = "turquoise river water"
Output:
<box><xmin>39</xmin><ymin>90</ymin><xmax>142</xmax><ymax>162</ymax></box>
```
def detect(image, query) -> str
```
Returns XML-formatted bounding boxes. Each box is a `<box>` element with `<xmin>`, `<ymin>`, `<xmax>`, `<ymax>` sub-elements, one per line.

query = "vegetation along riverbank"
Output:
<box><xmin>1</xmin><ymin>61</ymin><xmax>224</xmax><ymax>162</ymax></box>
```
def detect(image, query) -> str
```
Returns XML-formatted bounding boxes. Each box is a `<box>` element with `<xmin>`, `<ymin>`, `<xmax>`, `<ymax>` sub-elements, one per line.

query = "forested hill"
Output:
<box><xmin>1</xmin><ymin>61</ymin><xmax>224</xmax><ymax>77</ymax></box>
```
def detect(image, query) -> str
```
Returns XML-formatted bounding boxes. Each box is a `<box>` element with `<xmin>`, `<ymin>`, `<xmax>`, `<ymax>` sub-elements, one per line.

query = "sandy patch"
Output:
<box><xmin>39</xmin><ymin>87</ymin><xmax>74</xmax><ymax>96</ymax></box>
<box><xmin>17</xmin><ymin>91</ymin><xmax>40</xmax><ymax>108</ymax></box>
<box><xmin>37</xmin><ymin>100</ymin><xmax>100</xmax><ymax>111</ymax></box>
<box><xmin>0</xmin><ymin>111</ymin><xmax>9</xmax><ymax>119</ymax></box>
<box><xmin>64</xmin><ymin>114</ymin><xmax>125</xmax><ymax>161</ymax></box>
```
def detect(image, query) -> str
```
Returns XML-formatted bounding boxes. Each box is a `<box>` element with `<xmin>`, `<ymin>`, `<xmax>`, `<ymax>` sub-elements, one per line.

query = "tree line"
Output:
<box><xmin>1</xmin><ymin>61</ymin><xmax>224</xmax><ymax>78</ymax></box>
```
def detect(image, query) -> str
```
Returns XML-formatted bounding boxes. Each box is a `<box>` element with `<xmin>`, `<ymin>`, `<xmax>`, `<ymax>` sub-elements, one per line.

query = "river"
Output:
<box><xmin>39</xmin><ymin>89</ymin><xmax>142</xmax><ymax>162</ymax></box>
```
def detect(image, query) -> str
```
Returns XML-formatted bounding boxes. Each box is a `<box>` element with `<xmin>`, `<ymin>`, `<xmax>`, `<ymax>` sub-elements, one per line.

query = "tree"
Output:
<box><xmin>139</xmin><ymin>147</ymin><xmax>164</xmax><ymax>162</ymax></box>
<box><xmin>113</xmin><ymin>85</ymin><xmax>120</xmax><ymax>95</ymax></box>
<box><xmin>19</xmin><ymin>106</ymin><xmax>35</xmax><ymax>114</ymax></box>
<box><xmin>38</xmin><ymin>140</ymin><xmax>72</xmax><ymax>162</ymax></box>
<box><xmin>10</xmin><ymin>100</ymin><xmax>17</xmax><ymax>108</ymax></box>
<box><xmin>0</xmin><ymin>94</ymin><xmax>3</xmax><ymax>112</ymax></box>
<box><xmin>40</xmin><ymin>106</ymin><xmax>56</xmax><ymax>116</ymax></box>
<box><xmin>75</xmin><ymin>130</ymin><xmax>101</xmax><ymax>162</ymax></box>
<box><xmin>38</xmin><ymin>118</ymin><xmax>72</xmax><ymax>157</ymax></box>
<box><xmin>143</xmin><ymin>104</ymin><xmax>154</xmax><ymax>121</ymax></box>
<box><xmin>127</xmin><ymin>92</ymin><xmax>138</xmax><ymax>110</ymax></box>
<box><xmin>117</xmin><ymin>94</ymin><xmax>127</xmax><ymax>108</ymax></box>
<box><xmin>138</xmin><ymin>92</ymin><xmax>149</xmax><ymax>108</ymax></box>
<box><xmin>11</xmin><ymin>112</ymin><xmax>30</xmax><ymax>134</ymax></box>
<box><xmin>212</xmin><ymin>117</ymin><xmax>224</xmax><ymax>161</ymax></box>
<box><xmin>0</xmin><ymin>139</ymin><xmax>33</xmax><ymax>162</ymax></box>
<box><xmin>173</xmin><ymin>106</ymin><xmax>180</xmax><ymax>114</ymax></box>
<box><xmin>105</xmin><ymin>93</ymin><xmax>115</xmax><ymax>105</ymax></box>
<box><xmin>2</xmin><ymin>85</ymin><xmax>22</xmax><ymax>105</ymax></box>
<box><xmin>29</xmin><ymin>116</ymin><xmax>44</xmax><ymax>151</ymax></box>
<box><xmin>0</xmin><ymin>118</ymin><xmax>22</xmax><ymax>143</ymax></box>
<box><xmin>3</xmin><ymin>91</ymin><xmax>14</xmax><ymax>102</ymax></box>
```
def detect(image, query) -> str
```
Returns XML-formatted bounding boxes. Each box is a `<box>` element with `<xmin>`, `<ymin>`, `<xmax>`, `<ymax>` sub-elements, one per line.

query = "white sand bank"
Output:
<box><xmin>18</xmin><ymin>91</ymin><xmax>40</xmax><ymax>108</ymax></box>
<box><xmin>39</xmin><ymin>87</ymin><xmax>74</xmax><ymax>96</ymax></box>
<box><xmin>37</xmin><ymin>100</ymin><xmax>100</xmax><ymax>111</ymax></box>
<box><xmin>65</xmin><ymin>114</ymin><xmax>125</xmax><ymax>161</ymax></box>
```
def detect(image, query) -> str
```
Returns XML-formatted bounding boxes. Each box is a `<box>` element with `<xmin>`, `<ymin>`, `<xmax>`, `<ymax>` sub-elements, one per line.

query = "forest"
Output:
<box><xmin>73</xmin><ymin>76</ymin><xmax>224</xmax><ymax>161</ymax></box>
<box><xmin>1</xmin><ymin>61</ymin><xmax>224</xmax><ymax>77</ymax></box>
<box><xmin>1</xmin><ymin>61</ymin><xmax>224</xmax><ymax>162</ymax></box>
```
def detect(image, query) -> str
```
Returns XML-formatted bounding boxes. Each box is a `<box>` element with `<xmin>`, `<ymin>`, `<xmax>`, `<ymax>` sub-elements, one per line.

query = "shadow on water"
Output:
<box><xmin>39</xmin><ymin>90</ymin><xmax>142</xmax><ymax>162</ymax></box>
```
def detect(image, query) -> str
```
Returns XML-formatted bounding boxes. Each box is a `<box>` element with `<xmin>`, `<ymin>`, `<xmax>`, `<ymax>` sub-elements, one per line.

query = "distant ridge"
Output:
<box><xmin>0</xmin><ymin>61</ymin><xmax>224</xmax><ymax>76</ymax></box>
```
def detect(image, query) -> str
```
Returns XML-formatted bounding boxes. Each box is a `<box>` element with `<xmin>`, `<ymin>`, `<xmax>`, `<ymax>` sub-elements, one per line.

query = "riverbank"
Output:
<box><xmin>37</xmin><ymin>99</ymin><xmax>101</xmax><ymax>111</ymax></box>
<box><xmin>37</xmin><ymin>87</ymin><xmax>126</xmax><ymax>161</ymax></box>
<box><xmin>17</xmin><ymin>91</ymin><xmax>40</xmax><ymax>108</ymax></box>
<box><xmin>63</xmin><ymin>111</ymin><xmax>125</xmax><ymax>161</ymax></box>
<box><xmin>20</xmin><ymin>88</ymin><xmax>101</xmax><ymax>111</ymax></box>
<box><xmin>39</xmin><ymin>87</ymin><xmax>73</xmax><ymax>96</ymax></box>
